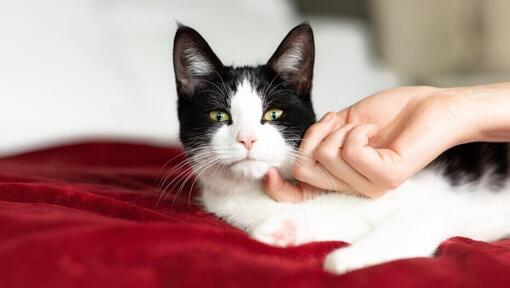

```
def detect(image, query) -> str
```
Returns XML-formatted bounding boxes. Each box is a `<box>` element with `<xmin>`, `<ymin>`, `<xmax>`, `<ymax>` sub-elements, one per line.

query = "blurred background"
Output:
<box><xmin>1</xmin><ymin>0</ymin><xmax>510</xmax><ymax>155</ymax></box>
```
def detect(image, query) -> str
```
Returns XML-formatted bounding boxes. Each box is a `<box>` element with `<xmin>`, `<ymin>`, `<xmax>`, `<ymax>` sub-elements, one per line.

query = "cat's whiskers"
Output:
<box><xmin>159</xmin><ymin>158</ymin><xmax>196</xmax><ymax>190</ymax></box>
<box><xmin>163</xmin><ymin>155</ymin><xmax>218</xmax><ymax>207</ymax></box>
<box><xmin>213</xmin><ymin>70</ymin><xmax>230</xmax><ymax>98</ymax></box>
<box><xmin>266</xmin><ymin>80</ymin><xmax>289</xmax><ymax>99</ymax></box>
<box><xmin>158</xmin><ymin>143</ymin><xmax>239</xmax><ymax>207</ymax></box>
<box><xmin>157</xmin><ymin>146</ymin><xmax>209</xmax><ymax>185</ymax></box>
<box><xmin>172</xmin><ymin>157</ymin><xmax>222</xmax><ymax>207</ymax></box>
<box><xmin>157</xmin><ymin>147</ymin><xmax>218</xmax><ymax>202</ymax></box>
<box><xmin>183</xmin><ymin>158</ymin><xmax>224</xmax><ymax>206</ymax></box>
<box><xmin>157</xmin><ymin>164</ymin><xmax>194</xmax><ymax>206</ymax></box>
<box><xmin>158</xmin><ymin>149</ymin><xmax>217</xmax><ymax>191</ymax></box>
<box><xmin>156</xmin><ymin>150</ymin><xmax>190</xmax><ymax>186</ymax></box>
<box><xmin>201</xmin><ymin>89</ymin><xmax>225</xmax><ymax>99</ymax></box>
<box><xmin>201</xmin><ymin>79</ymin><xmax>229</xmax><ymax>99</ymax></box>
<box><xmin>261</xmin><ymin>74</ymin><xmax>279</xmax><ymax>104</ymax></box>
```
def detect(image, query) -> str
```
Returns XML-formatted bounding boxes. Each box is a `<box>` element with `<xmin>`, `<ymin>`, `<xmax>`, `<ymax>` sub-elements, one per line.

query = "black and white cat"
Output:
<box><xmin>172</xmin><ymin>23</ymin><xmax>510</xmax><ymax>274</ymax></box>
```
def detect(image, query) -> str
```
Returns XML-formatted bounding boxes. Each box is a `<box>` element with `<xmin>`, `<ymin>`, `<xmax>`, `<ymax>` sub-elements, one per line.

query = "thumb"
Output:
<box><xmin>263</xmin><ymin>168</ymin><xmax>307</xmax><ymax>203</ymax></box>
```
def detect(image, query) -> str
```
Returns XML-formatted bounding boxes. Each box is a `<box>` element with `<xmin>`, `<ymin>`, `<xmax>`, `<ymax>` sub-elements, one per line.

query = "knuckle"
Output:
<box><xmin>314</xmin><ymin>146</ymin><xmax>336</xmax><ymax>163</ymax></box>
<box><xmin>346</xmin><ymin>106</ymin><xmax>357</xmax><ymax>122</ymax></box>
<box><xmin>342</xmin><ymin>123</ymin><xmax>356</xmax><ymax>131</ymax></box>
<box><xmin>341</xmin><ymin>145</ymin><xmax>357</xmax><ymax>161</ymax></box>
<box><xmin>350</xmin><ymin>125</ymin><xmax>365</xmax><ymax>136</ymax></box>
<box><xmin>306</xmin><ymin>124</ymin><xmax>322</xmax><ymax>136</ymax></box>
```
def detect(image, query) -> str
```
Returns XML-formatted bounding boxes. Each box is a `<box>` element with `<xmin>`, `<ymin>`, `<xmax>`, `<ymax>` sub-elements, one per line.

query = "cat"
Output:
<box><xmin>172</xmin><ymin>23</ymin><xmax>510</xmax><ymax>274</ymax></box>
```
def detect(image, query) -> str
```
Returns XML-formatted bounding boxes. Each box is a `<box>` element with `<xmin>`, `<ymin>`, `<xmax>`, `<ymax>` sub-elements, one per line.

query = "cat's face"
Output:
<box><xmin>173</xmin><ymin>24</ymin><xmax>316</xmax><ymax>180</ymax></box>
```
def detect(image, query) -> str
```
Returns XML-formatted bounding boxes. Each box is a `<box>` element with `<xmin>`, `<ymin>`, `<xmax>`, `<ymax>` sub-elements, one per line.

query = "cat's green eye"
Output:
<box><xmin>263</xmin><ymin>108</ymin><xmax>284</xmax><ymax>121</ymax></box>
<box><xmin>209</xmin><ymin>110</ymin><xmax>231</xmax><ymax>122</ymax></box>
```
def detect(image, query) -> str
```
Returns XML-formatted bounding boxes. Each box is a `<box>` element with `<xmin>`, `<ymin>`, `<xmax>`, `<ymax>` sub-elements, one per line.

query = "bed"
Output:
<box><xmin>1</xmin><ymin>142</ymin><xmax>509</xmax><ymax>287</ymax></box>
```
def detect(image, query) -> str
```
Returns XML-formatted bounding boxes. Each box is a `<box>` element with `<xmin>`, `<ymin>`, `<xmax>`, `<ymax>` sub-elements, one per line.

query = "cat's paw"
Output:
<box><xmin>323</xmin><ymin>247</ymin><xmax>383</xmax><ymax>274</ymax></box>
<box><xmin>251</xmin><ymin>213</ymin><xmax>309</xmax><ymax>247</ymax></box>
<box><xmin>324</xmin><ymin>237</ymin><xmax>439</xmax><ymax>274</ymax></box>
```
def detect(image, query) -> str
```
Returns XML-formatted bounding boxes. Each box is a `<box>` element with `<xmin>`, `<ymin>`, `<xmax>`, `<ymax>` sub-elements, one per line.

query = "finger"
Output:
<box><xmin>315</xmin><ymin>124</ymin><xmax>381</xmax><ymax>196</ymax></box>
<box><xmin>292</xmin><ymin>159</ymin><xmax>355</xmax><ymax>193</ymax></box>
<box><xmin>335</xmin><ymin>107</ymin><xmax>351</xmax><ymax>129</ymax></box>
<box><xmin>293</xmin><ymin>112</ymin><xmax>339</xmax><ymax>184</ymax></box>
<box><xmin>292</xmin><ymin>112</ymin><xmax>358</xmax><ymax>193</ymax></box>
<box><xmin>342</xmin><ymin>124</ymin><xmax>402</xmax><ymax>194</ymax></box>
<box><xmin>319</xmin><ymin>123</ymin><xmax>355</xmax><ymax>150</ymax></box>
<box><xmin>263</xmin><ymin>168</ymin><xmax>307</xmax><ymax>203</ymax></box>
<box><xmin>291</xmin><ymin>112</ymin><xmax>340</xmax><ymax>189</ymax></box>
<box><xmin>299</xmin><ymin>112</ymin><xmax>338</xmax><ymax>158</ymax></box>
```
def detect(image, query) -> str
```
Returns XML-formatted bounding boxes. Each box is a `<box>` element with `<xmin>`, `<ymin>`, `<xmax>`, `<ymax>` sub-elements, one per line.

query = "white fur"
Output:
<box><xmin>185</xmin><ymin>48</ymin><xmax>214</xmax><ymax>76</ymax></box>
<box><xmin>274</xmin><ymin>42</ymin><xmax>303</xmax><ymax>73</ymax></box>
<box><xmin>193</xmin><ymin>78</ymin><xmax>510</xmax><ymax>274</ymax></box>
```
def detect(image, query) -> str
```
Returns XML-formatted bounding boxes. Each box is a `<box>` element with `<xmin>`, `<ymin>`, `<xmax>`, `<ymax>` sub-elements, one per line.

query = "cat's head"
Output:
<box><xmin>173</xmin><ymin>24</ymin><xmax>316</xmax><ymax>180</ymax></box>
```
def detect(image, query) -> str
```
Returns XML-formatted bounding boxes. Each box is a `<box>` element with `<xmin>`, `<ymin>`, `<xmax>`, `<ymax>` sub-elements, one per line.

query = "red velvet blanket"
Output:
<box><xmin>1</xmin><ymin>142</ymin><xmax>510</xmax><ymax>287</ymax></box>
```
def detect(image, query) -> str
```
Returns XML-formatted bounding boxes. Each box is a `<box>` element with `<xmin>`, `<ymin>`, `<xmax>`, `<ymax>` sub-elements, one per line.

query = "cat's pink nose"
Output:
<box><xmin>237</xmin><ymin>135</ymin><xmax>257</xmax><ymax>150</ymax></box>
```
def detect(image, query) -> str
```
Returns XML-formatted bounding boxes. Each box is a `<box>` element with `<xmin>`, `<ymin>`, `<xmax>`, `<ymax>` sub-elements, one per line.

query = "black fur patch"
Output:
<box><xmin>431</xmin><ymin>142</ymin><xmax>508</xmax><ymax>188</ymax></box>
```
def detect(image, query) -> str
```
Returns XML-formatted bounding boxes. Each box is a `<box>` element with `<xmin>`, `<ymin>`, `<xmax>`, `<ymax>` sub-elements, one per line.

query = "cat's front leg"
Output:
<box><xmin>323</xmin><ymin>210</ymin><xmax>456</xmax><ymax>274</ymax></box>
<box><xmin>251</xmin><ymin>196</ymin><xmax>373</xmax><ymax>247</ymax></box>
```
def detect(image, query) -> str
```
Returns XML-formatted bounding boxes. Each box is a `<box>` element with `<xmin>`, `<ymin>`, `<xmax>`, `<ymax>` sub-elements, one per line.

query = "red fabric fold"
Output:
<box><xmin>1</xmin><ymin>142</ymin><xmax>509</xmax><ymax>287</ymax></box>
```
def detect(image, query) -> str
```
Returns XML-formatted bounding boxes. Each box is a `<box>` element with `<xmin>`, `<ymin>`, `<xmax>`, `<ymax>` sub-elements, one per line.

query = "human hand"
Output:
<box><xmin>264</xmin><ymin>85</ymin><xmax>489</xmax><ymax>201</ymax></box>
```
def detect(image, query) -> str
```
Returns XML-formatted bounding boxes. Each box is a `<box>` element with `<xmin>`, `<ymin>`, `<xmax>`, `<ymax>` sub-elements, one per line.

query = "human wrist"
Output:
<box><xmin>417</xmin><ymin>88</ymin><xmax>475</xmax><ymax>147</ymax></box>
<box><xmin>444</xmin><ymin>84</ymin><xmax>510</xmax><ymax>143</ymax></box>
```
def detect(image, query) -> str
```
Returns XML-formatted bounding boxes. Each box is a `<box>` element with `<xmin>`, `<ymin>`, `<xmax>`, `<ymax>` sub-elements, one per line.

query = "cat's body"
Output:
<box><xmin>172</xmin><ymin>24</ymin><xmax>510</xmax><ymax>274</ymax></box>
<box><xmin>200</xmin><ymin>162</ymin><xmax>510</xmax><ymax>273</ymax></box>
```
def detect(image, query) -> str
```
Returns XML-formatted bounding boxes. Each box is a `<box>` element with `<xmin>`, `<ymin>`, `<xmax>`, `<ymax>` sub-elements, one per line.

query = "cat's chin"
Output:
<box><xmin>229</xmin><ymin>159</ymin><xmax>270</xmax><ymax>179</ymax></box>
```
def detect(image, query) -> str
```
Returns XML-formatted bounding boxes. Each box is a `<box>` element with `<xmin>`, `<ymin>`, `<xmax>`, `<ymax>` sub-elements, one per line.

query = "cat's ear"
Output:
<box><xmin>267</xmin><ymin>23</ymin><xmax>315</xmax><ymax>94</ymax></box>
<box><xmin>173</xmin><ymin>25</ymin><xmax>223</xmax><ymax>96</ymax></box>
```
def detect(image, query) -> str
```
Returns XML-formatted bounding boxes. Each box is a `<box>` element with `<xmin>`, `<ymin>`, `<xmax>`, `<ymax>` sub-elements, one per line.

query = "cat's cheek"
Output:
<box><xmin>210</xmin><ymin>125</ymin><xmax>230</xmax><ymax>147</ymax></box>
<box><xmin>252</xmin><ymin>125</ymin><xmax>294</xmax><ymax>164</ymax></box>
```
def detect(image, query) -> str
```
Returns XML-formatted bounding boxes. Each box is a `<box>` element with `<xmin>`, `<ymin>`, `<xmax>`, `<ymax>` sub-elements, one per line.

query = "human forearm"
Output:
<box><xmin>449</xmin><ymin>83</ymin><xmax>510</xmax><ymax>143</ymax></box>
